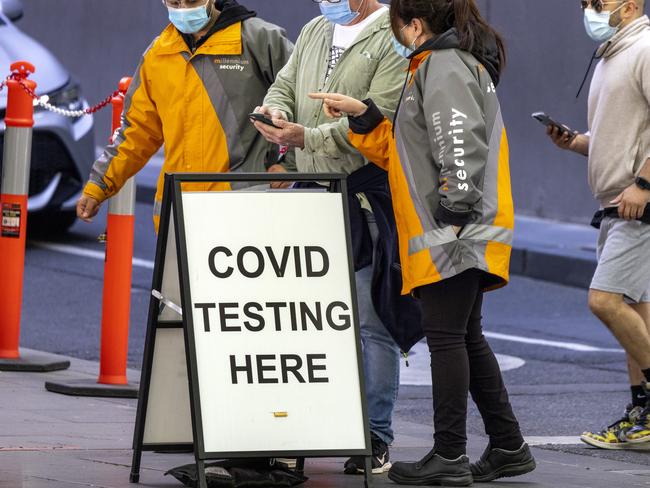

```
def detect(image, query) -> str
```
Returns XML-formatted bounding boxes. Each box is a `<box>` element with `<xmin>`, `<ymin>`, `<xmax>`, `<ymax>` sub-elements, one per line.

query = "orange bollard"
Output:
<box><xmin>98</xmin><ymin>77</ymin><xmax>135</xmax><ymax>386</ymax></box>
<box><xmin>45</xmin><ymin>78</ymin><xmax>138</xmax><ymax>396</ymax></box>
<box><xmin>0</xmin><ymin>61</ymin><xmax>70</xmax><ymax>372</ymax></box>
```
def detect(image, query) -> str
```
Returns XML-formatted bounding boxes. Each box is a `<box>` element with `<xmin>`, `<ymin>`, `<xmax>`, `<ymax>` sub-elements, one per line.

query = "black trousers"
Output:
<box><xmin>418</xmin><ymin>268</ymin><xmax>524</xmax><ymax>458</ymax></box>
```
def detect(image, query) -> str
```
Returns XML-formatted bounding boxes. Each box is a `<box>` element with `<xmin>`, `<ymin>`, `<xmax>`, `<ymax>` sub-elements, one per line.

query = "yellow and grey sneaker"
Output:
<box><xmin>626</xmin><ymin>406</ymin><xmax>650</xmax><ymax>444</ymax></box>
<box><xmin>627</xmin><ymin>381</ymin><xmax>650</xmax><ymax>445</ymax></box>
<box><xmin>580</xmin><ymin>404</ymin><xmax>643</xmax><ymax>450</ymax></box>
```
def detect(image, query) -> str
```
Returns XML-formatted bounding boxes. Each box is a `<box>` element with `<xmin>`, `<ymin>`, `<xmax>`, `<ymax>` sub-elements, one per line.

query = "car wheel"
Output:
<box><xmin>27</xmin><ymin>210</ymin><xmax>77</xmax><ymax>237</ymax></box>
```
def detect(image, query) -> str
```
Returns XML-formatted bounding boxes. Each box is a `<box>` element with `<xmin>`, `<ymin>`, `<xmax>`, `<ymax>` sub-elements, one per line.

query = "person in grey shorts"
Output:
<box><xmin>593</xmin><ymin>218</ymin><xmax>650</xmax><ymax>305</ymax></box>
<box><xmin>547</xmin><ymin>0</ymin><xmax>650</xmax><ymax>450</ymax></box>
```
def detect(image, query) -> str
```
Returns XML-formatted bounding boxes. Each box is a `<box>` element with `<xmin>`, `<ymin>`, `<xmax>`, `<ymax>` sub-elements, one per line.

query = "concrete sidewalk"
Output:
<box><xmin>2</xmin><ymin>349</ymin><xmax>650</xmax><ymax>488</ymax></box>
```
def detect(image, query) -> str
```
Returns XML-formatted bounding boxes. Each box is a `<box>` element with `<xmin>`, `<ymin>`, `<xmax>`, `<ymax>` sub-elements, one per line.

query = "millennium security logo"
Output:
<box><xmin>213</xmin><ymin>57</ymin><xmax>250</xmax><ymax>72</ymax></box>
<box><xmin>432</xmin><ymin>108</ymin><xmax>470</xmax><ymax>193</ymax></box>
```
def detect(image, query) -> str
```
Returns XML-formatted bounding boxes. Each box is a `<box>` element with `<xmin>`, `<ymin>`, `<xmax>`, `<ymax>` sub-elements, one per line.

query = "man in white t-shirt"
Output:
<box><xmin>252</xmin><ymin>0</ymin><xmax>409</xmax><ymax>476</ymax></box>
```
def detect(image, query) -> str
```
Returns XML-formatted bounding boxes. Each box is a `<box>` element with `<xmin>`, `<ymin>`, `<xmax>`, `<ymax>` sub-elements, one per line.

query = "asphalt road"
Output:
<box><xmin>17</xmin><ymin>202</ymin><xmax>650</xmax><ymax>468</ymax></box>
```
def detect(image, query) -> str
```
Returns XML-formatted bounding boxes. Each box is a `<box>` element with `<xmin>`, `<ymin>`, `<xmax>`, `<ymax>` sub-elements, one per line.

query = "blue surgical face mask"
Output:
<box><xmin>392</xmin><ymin>23</ymin><xmax>416</xmax><ymax>59</ymax></box>
<box><xmin>583</xmin><ymin>4</ymin><xmax>624</xmax><ymax>42</ymax></box>
<box><xmin>168</xmin><ymin>1</ymin><xmax>212</xmax><ymax>34</ymax></box>
<box><xmin>392</xmin><ymin>35</ymin><xmax>414</xmax><ymax>58</ymax></box>
<box><xmin>319</xmin><ymin>0</ymin><xmax>363</xmax><ymax>26</ymax></box>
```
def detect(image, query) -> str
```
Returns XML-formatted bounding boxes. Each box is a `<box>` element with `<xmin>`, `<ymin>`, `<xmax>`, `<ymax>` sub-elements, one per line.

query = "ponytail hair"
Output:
<box><xmin>451</xmin><ymin>0</ymin><xmax>506</xmax><ymax>69</ymax></box>
<box><xmin>390</xmin><ymin>0</ymin><xmax>506</xmax><ymax>74</ymax></box>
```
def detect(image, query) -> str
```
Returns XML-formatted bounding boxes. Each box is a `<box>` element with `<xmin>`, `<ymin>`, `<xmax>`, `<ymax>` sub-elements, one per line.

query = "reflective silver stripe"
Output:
<box><xmin>153</xmin><ymin>199</ymin><xmax>163</xmax><ymax>217</ymax></box>
<box><xmin>409</xmin><ymin>226</ymin><xmax>458</xmax><ymax>255</ymax></box>
<box><xmin>481</xmin><ymin>108</ymin><xmax>504</xmax><ymax>224</ymax></box>
<box><xmin>409</xmin><ymin>224</ymin><xmax>513</xmax><ymax>255</ymax></box>
<box><xmin>90</xmin><ymin>57</ymin><xmax>147</xmax><ymax>193</ymax></box>
<box><xmin>460</xmin><ymin>224</ymin><xmax>513</xmax><ymax>245</ymax></box>
<box><xmin>427</xmin><ymin>242</ymin><xmax>458</xmax><ymax>277</ymax></box>
<box><xmin>108</xmin><ymin>178</ymin><xmax>136</xmax><ymax>216</ymax></box>
<box><xmin>1</xmin><ymin>127</ymin><xmax>32</xmax><ymax>195</ymax></box>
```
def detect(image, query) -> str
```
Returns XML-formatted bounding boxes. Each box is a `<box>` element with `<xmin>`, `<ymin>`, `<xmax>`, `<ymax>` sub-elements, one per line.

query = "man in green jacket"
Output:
<box><xmin>252</xmin><ymin>0</ymin><xmax>407</xmax><ymax>476</ymax></box>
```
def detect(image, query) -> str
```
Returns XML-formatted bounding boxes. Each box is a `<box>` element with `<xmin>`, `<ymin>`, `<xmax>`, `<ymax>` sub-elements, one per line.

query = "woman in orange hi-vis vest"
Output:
<box><xmin>310</xmin><ymin>0</ymin><xmax>536</xmax><ymax>485</ymax></box>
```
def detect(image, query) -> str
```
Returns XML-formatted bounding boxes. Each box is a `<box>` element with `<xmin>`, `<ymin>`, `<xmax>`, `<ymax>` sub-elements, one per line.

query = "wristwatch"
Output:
<box><xmin>635</xmin><ymin>177</ymin><xmax>650</xmax><ymax>191</ymax></box>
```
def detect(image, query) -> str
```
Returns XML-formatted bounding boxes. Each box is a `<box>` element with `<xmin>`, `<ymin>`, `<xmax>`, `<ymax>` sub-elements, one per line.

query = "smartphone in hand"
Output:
<box><xmin>531</xmin><ymin>112</ymin><xmax>574</xmax><ymax>137</ymax></box>
<box><xmin>249</xmin><ymin>112</ymin><xmax>281</xmax><ymax>129</ymax></box>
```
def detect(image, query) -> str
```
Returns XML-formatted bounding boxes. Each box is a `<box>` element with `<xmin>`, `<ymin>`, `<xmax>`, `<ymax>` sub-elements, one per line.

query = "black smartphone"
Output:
<box><xmin>531</xmin><ymin>112</ymin><xmax>574</xmax><ymax>136</ymax></box>
<box><xmin>248</xmin><ymin>112</ymin><xmax>281</xmax><ymax>129</ymax></box>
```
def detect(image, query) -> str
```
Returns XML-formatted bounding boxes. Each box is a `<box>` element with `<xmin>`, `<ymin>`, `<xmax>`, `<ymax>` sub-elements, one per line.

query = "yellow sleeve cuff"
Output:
<box><xmin>83</xmin><ymin>182</ymin><xmax>109</xmax><ymax>203</ymax></box>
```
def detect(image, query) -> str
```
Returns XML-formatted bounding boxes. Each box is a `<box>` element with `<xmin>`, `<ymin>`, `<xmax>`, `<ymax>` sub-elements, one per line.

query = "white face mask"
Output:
<box><xmin>583</xmin><ymin>2</ymin><xmax>626</xmax><ymax>43</ymax></box>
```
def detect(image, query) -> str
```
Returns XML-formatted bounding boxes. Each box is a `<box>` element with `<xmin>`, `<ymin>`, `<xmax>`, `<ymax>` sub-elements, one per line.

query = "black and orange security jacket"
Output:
<box><xmin>348</xmin><ymin>30</ymin><xmax>514</xmax><ymax>295</ymax></box>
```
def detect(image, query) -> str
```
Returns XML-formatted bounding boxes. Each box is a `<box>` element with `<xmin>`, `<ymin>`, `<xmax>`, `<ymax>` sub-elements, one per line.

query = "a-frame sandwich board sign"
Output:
<box><xmin>130</xmin><ymin>173</ymin><xmax>374</xmax><ymax>488</ymax></box>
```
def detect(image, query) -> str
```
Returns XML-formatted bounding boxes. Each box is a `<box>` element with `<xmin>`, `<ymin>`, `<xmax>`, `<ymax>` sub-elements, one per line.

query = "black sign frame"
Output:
<box><xmin>130</xmin><ymin>173</ymin><xmax>374</xmax><ymax>488</ymax></box>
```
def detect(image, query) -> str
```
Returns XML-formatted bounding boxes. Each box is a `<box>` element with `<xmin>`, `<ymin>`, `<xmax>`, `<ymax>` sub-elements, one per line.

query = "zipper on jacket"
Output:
<box><xmin>401</xmin><ymin>350</ymin><xmax>410</xmax><ymax>367</ymax></box>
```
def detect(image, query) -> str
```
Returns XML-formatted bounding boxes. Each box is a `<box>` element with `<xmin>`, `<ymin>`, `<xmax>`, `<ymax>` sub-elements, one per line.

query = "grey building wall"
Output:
<box><xmin>487</xmin><ymin>1</ymin><xmax>599</xmax><ymax>224</ymax></box>
<box><xmin>15</xmin><ymin>0</ymin><xmax>612</xmax><ymax>223</ymax></box>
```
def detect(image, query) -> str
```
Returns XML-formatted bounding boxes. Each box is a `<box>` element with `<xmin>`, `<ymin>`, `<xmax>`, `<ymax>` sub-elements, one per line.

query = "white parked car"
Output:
<box><xmin>0</xmin><ymin>0</ymin><xmax>95</xmax><ymax>232</ymax></box>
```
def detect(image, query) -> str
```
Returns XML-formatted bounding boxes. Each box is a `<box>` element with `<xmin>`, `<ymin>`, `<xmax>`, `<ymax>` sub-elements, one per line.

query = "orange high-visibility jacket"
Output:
<box><xmin>83</xmin><ymin>19</ymin><xmax>293</xmax><ymax>228</ymax></box>
<box><xmin>348</xmin><ymin>48</ymin><xmax>514</xmax><ymax>295</ymax></box>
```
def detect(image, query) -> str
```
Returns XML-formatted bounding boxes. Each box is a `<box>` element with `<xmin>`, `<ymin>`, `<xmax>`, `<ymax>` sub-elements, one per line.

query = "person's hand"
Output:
<box><xmin>267</xmin><ymin>164</ymin><xmax>292</xmax><ymax>190</ymax></box>
<box><xmin>546</xmin><ymin>126</ymin><xmax>590</xmax><ymax>156</ymax></box>
<box><xmin>253</xmin><ymin>118</ymin><xmax>305</xmax><ymax>149</ymax></box>
<box><xmin>252</xmin><ymin>105</ymin><xmax>288</xmax><ymax>122</ymax></box>
<box><xmin>77</xmin><ymin>195</ymin><xmax>101</xmax><ymax>223</ymax></box>
<box><xmin>547</xmin><ymin>125</ymin><xmax>577</xmax><ymax>149</ymax></box>
<box><xmin>610</xmin><ymin>183</ymin><xmax>650</xmax><ymax>220</ymax></box>
<box><xmin>308</xmin><ymin>92</ymin><xmax>368</xmax><ymax>119</ymax></box>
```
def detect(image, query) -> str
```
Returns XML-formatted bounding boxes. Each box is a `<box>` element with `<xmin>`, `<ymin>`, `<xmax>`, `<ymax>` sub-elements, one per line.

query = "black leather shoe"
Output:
<box><xmin>388</xmin><ymin>449</ymin><xmax>473</xmax><ymax>486</ymax></box>
<box><xmin>470</xmin><ymin>443</ymin><xmax>536</xmax><ymax>482</ymax></box>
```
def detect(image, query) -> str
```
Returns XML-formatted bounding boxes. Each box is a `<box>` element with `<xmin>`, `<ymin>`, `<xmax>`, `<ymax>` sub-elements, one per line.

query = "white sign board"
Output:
<box><xmin>181</xmin><ymin>191</ymin><xmax>366</xmax><ymax>454</ymax></box>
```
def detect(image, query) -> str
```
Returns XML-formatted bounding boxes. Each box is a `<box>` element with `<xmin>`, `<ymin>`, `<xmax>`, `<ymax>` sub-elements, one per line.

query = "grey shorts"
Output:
<box><xmin>590</xmin><ymin>217</ymin><xmax>650</xmax><ymax>303</ymax></box>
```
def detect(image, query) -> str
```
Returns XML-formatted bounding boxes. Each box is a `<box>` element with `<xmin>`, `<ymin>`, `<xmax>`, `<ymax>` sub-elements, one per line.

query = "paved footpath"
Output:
<box><xmin>2</xmin><ymin>350</ymin><xmax>650</xmax><ymax>488</ymax></box>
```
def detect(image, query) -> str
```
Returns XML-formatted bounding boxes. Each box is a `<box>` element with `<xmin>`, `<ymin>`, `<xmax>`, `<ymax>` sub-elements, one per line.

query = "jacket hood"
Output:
<box><xmin>597</xmin><ymin>15</ymin><xmax>650</xmax><ymax>59</ymax></box>
<box><xmin>181</xmin><ymin>0</ymin><xmax>256</xmax><ymax>50</ymax></box>
<box><xmin>412</xmin><ymin>27</ymin><xmax>502</xmax><ymax>86</ymax></box>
